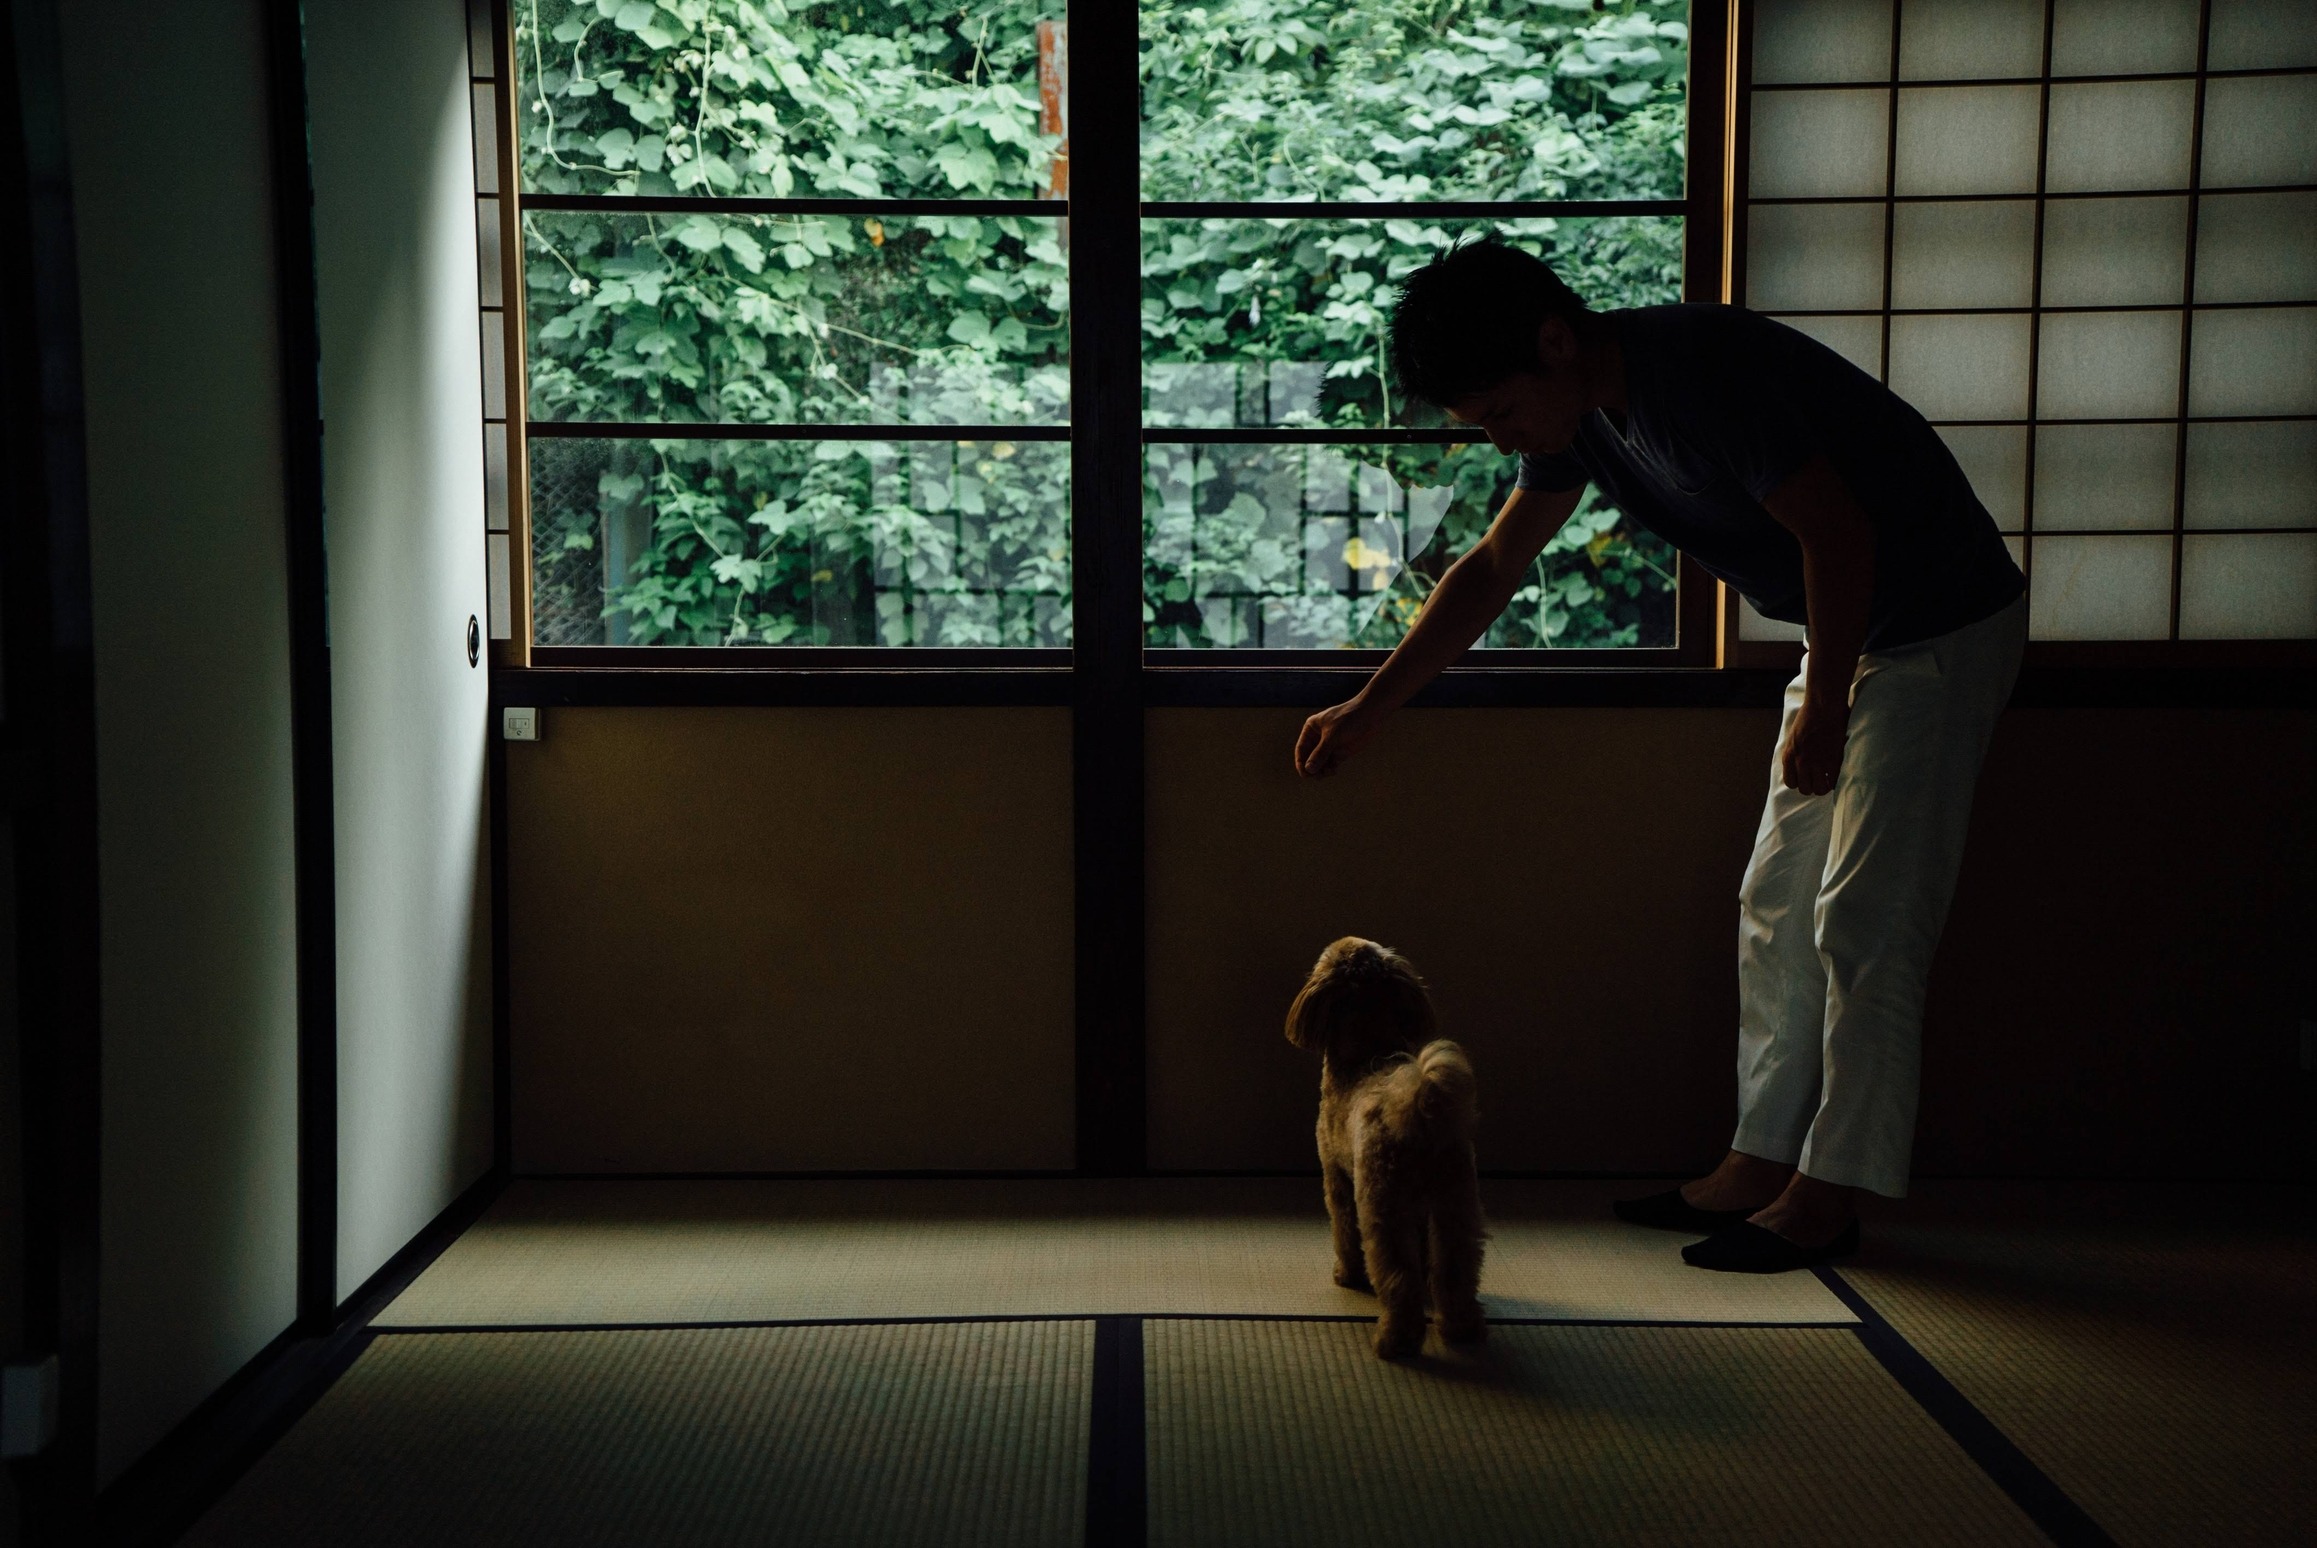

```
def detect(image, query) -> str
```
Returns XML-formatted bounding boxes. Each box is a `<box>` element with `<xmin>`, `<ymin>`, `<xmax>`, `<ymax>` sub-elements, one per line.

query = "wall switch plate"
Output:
<box><xmin>2</xmin><ymin>1356</ymin><xmax>58</xmax><ymax>1459</ymax></box>
<box><xmin>502</xmin><ymin>707</ymin><xmax>539</xmax><ymax>742</ymax></box>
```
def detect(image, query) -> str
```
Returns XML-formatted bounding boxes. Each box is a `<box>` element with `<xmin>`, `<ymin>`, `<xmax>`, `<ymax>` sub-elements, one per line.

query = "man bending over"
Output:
<box><xmin>1294</xmin><ymin>237</ymin><xmax>2026</xmax><ymax>1274</ymax></box>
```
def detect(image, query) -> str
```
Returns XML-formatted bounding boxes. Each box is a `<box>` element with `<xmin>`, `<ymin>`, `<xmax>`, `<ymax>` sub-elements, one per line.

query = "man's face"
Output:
<box><xmin>1442</xmin><ymin>317</ymin><xmax>1589</xmax><ymax>456</ymax></box>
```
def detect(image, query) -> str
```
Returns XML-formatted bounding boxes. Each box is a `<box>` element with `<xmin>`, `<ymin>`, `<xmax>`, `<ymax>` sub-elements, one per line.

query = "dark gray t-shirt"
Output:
<box><xmin>1517</xmin><ymin>304</ymin><xmax>2023</xmax><ymax>649</ymax></box>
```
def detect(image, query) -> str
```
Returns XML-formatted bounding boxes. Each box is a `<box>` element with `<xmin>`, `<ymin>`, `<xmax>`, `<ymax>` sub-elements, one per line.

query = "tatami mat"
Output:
<box><xmin>1841</xmin><ymin>1183</ymin><xmax>2317</xmax><ymax>1547</ymax></box>
<box><xmin>1146</xmin><ymin>1319</ymin><xmax>2044</xmax><ymax>1548</ymax></box>
<box><xmin>182</xmin><ymin>1321</ymin><xmax>1090</xmax><ymax>1547</ymax></box>
<box><xmin>375</xmin><ymin>1178</ymin><xmax>1852</xmax><ymax>1327</ymax></box>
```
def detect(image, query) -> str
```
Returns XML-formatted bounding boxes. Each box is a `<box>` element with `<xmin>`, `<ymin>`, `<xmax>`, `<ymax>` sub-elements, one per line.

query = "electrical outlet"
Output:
<box><xmin>502</xmin><ymin>706</ymin><xmax>539</xmax><ymax>742</ymax></box>
<box><xmin>2</xmin><ymin>1356</ymin><xmax>58</xmax><ymax>1459</ymax></box>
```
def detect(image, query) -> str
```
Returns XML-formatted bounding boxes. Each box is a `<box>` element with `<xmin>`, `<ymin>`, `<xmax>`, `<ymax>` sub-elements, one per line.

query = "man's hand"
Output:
<box><xmin>1780</xmin><ymin>693</ymin><xmax>1849</xmax><ymax>796</ymax></box>
<box><xmin>1295</xmin><ymin>697</ymin><xmax>1384</xmax><ymax>778</ymax></box>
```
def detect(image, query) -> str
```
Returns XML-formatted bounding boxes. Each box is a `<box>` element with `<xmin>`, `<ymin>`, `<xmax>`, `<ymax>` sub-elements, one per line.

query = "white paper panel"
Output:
<box><xmin>483</xmin><ymin>422</ymin><xmax>509</xmax><ymax>533</ymax></box>
<box><xmin>2028</xmin><ymin>535</ymin><xmax>2173</xmax><ymax>639</ymax></box>
<box><xmin>1771</xmin><ymin>313</ymin><xmax>1885</xmax><ymax>379</ymax></box>
<box><xmin>2052</xmin><ymin>0</ymin><xmax>2202</xmax><ymax>76</ymax></box>
<box><xmin>2188</xmin><ymin>307</ymin><xmax>2317</xmax><ymax>416</ymax></box>
<box><xmin>1747</xmin><ymin>202</ymin><xmax>1887</xmax><ymax>311</ymax></box>
<box><xmin>487</xmin><ymin>531</ymin><xmax>512</xmax><ymax>638</ymax></box>
<box><xmin>2045</xmin><ymin>80</ymin><xmax>2196</xmax><ymax>193</ymax></box>
<box><xmin>1739</xmin><ymin>597</ymin><xmax>1809</xmax><ymax>642</ymax></box>
<box><xmin>1894</xmin><ymin>86</ymin><xmax>2041</xmax><ymax>196</ymax></box>
<box><xmin>2201</xmin><ymin>76</ymin><xmax>2317</xmax><ymax>189</ymax></box>
<box><xmin>1750</xmin><ymin>89</ymin><xmax>1892</xmax><ymax>199</ymax></box>
<box><xmin>2037</xmin><ymin>311</ymin><xmax>2183</xmax><ymax>420</ymax></box>
<box><xmin>2180</xmin><ymin>533</ymin><xmax>2317</xmax><ymax>637</ymax></box>
<box><xmin>2194</xmin><ymin>192</ymin><xmax>2317</xmax><ymax>305</ymax></box>
<box><xmin>1888</xmin><ymin>313</ymin><xmax>2032</xmax><ymax>420</ymax></box>
<box><xmin>2184</xmin><ymin>421</ymin><xmax>2317</xmax><ymax>529</ymax></box>
<box><xmin>1938</xmin><ymin>424</ymin><xmax>2027</xmax><ymax>530</ymax></box>
<box><xmin>2004</xmin><ymin>533</ymin><xmax>2025</xmax><ymax>572</ymax></box>
<box><xmin>2033</xmin><ymin>423</ymin><xmax>2178</xmax><ymax>531</ymax></box>
<box><xmin>1754</xmin><ymin>0</ymin><xmax>1894</xmax><ymax>84</ymax></box>
<box><xmin>474</xmin><ymin>196</ymin><xmax>502</xmax><ymax>308</ymax></box>
<box><xmin>2039</xmin><ymin>196</ymin><xmax>2189</xmax><ymax>307</ymax></box>
<box><xmin>1890</xmin><ymin>200</ymin><xmax>2035</xmax><ymax>309</ymax></box>
<box><xmin>470</xmin><ymin>82</ymin><xmax>498</xmax><ymax>196</ymax></box>
<box><xmin>2207</xmin><ymin>0</ymin><xmax>2317</xmax><ymax>70</ymax></box>
<box><xmin>480</xmin><ymin>313</ymin><xmax>505</xmax><ymax>419</ymax></box>
<box><xmin>1898</xmin><ymin>0</ymin><xmax>2043</xmax><ymax>79</ymax></box>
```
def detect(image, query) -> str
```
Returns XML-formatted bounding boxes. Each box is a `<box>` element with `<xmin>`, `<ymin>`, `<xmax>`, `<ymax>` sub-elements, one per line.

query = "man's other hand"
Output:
<box><xmin>1295</xmin><ymin>698</ymin><xmax>1383</xmax><ymax>778</ymax></box>
<box><xmin>1780</xmin><ymin>693</ymin><xmax>1849</xmax><ymax>796</ymax></box>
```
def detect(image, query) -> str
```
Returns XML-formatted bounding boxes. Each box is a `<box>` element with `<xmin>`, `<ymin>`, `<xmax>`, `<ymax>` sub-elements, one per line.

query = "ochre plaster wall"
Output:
<box><xmin>507</xmin><ymin>707</ymin><xmax>1076</xmax><ymax>1172</ymax></box>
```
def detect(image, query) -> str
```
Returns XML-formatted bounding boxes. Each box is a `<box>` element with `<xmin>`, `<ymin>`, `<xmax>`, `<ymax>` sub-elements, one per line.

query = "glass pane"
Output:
<box><xmin>528</xmin><ymin>436</ymin><xmax>1070</xmax><ymax>648</ymax></box>
<box><xmin>2027</xmin><ymin>535</ymin><xmax>2173</xmax><ymax>639</ymax></box>
<box><xmin>1894</xmin><ymin>85</ymin><xmax>2041</xmax><ymax>196</ymax></box>
<box><xmin>525</xmin><ymin>211</ymin><xmax>1067</xmax><ymax>426</ymax></box>
<box><xmin>1138</xmin><ymin>0</ymin><xmax>1688</xmax><ymax>202</ymax></box>
<box><xmin>1771</xmin><ymin>314</ymin><xmax>1884</xmax><ymax>377</ymax></box>
<box><xmin>1140</xmin><ymin>218</ymin><xmax>1682</xmax><ymax>431</ymax></box>
<box><xmin>1750</xmin><ymin>88</ymin><xmax>1890</xmax><ymax>199</ymax></box>
<box><xmin>2208</xmin><ymin>0</ymin><xmax>2317</xmax><ymax>70</ymax></box>
<box><xmin>2201</xmin><ymin>76</ymin><xmax>2317</xmax><ymax>190</ymax></box>
<box><xmin>1142</xmin><ymin>443</ymin><xmax>1675</xmax><ymax>650</ymax></box>
<box><xmin>2189</xmin><ymin>307</ymin><xmax>2317</xmax><ymax>416</ymax></box>
<box><xmin>2045</xmin><ymin>80</ymin><xmax>2196</xmax><ymax>194</ymax></box>
<box><xmin>2039</xmin><ymin>195</ymin><xmax>2188</xmax><ymax>308</ymax></box>
<box><xmin>1888</xmin><ymin>313</ymin><xmax>2031</xmax><ymax>420</ymax></box>
<box><xmin>1938</xmin><ymin>424</ymin><xmax>2026</xmax><ymax>530</ymax></box>
<box><xmin>2185</xmin><ymin>421</ymin><xmax>2317</xmax><ymax>528</ymax></box>
<box><xmin>515</xmin><ymin>0</ymin><xmax>1064</xmax><ymax>199</ymax></box>
<box><xmin>2052</xmin><ymin>0</ymin><xmax>2201</xmax><ymax>76</ymax></box>
<box><xmin>1890</xmin><ymin>199</ymin><xmax>2034</xmax><ymax>309</ymax></box>
<box><xmin>1747</xmin><ymin>202</ymin><xmax>1886</xmax><ymax>312</ymax></box>
<box><xmin>2195</xmin><ymin>192</ymin><xmax>2317</xmax><ymax>305</ymax></box>
<box><xmin>1753</xmin><ymin>0</ymin><xmax>1893</xmax><ymax>85</ymax></box>
<box><xmin>1899</xmin><ymin>0</ymin><xmax>2044</xmax><ymax>80</ymax></box>
<box><xmin>2179</xmin><ymin>533</ymin><xmax>2317</xmax><ymax>637</ymax></box>
<box><xmin>2033</xmin><ymin>423</ymin><xmax>2178</xmax><ymax>531</ymax></box>
<box><xmin>2037</xmin><ymin>311</ymin><xmax>2182</xmax><ymax>420</ymax></box>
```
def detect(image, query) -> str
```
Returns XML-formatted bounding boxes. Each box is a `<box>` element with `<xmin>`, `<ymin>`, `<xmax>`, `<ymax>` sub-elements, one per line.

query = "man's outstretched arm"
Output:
<box><xmin>1761</xmin><ymin>452</ymin><xmax>1877</xmax><ymax>796</ymax></box>
<box><xmin>1295</xmin><ymin>482</ymin><xmax>1584</xmax><ymax>777</ymax></box>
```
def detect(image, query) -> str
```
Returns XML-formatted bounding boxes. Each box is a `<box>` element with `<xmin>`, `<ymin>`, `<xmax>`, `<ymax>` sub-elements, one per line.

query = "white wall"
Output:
<box><xmin>59</xmin><ymin>0</ymin><xmax>302</xmax><ymax>1482</ymax></box>
<box><xmin>304</xmin><ymin>0</ymin><xmax>495</xmax><ymax>1297</ymax></box>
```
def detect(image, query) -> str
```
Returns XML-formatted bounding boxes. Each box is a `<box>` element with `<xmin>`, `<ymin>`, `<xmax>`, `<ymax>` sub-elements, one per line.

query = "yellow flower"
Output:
<box><xmin>864</xmin><ymin>219</ymin><xmax>885</xmax><ymax>247</ymax></box>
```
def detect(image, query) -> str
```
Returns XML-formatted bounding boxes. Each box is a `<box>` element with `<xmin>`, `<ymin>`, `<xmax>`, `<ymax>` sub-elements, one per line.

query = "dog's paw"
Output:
<box><xmin>1372</xmin><ymin>1319</ymin><xmax>1425</xmax><ymax>1360</ymax></box>
<box><xmin>1333</xmin><ymin>1262</ymin><xmax>1373</xmax><ymax>1292</ymax></box>
<box><xmin>1438</xmin><ymin>1309</ymin><xmax>1487</xmax><ymax>1346</ymax></box>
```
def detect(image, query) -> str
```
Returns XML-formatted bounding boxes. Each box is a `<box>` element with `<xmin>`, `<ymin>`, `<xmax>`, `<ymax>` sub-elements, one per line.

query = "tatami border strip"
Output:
<box><xmin>369</xmin><ymin>1312</ymin><xmax>1861</xmax><ymax>1335</ymax></box>
<box><xmin>1085</xmin><ymin>1318</ymin><xmax>1147</xmax><ymax>1548</ymax></box>
<box><xmin>1815</xmin><ymin>1267</ymin><xmax>2119</xmax><ymax>1548</ymax></box>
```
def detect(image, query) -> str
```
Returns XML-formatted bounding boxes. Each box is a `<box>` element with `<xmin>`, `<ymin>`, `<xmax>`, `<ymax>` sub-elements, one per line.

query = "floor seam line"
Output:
<box><xmin>366</xmin><ymin>1313</ymin><xmax>1863</xmax><ymax>1335</ymax></box>
<box><xmin>1813</xmin><ymin>1265</ymin><xmax>2120</xmax><ymax>1548</ymax></box>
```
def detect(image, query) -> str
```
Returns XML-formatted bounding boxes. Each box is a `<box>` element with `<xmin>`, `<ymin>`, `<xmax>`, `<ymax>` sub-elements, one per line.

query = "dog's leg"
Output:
<box><xmin>1325</xmin><ymin>1165</ymin><xmax>1369</xmax><ymax>1290</ymax></box>
<box><xmin>1356</xmin><ymin>1152</ymin><xmax>1427</xmax><ymax>1359</ymax></box>
<box><xmin>1429</xmin><ymin>1161</ymin><xmax>1487</xmax><ymax>1346</ymax></box>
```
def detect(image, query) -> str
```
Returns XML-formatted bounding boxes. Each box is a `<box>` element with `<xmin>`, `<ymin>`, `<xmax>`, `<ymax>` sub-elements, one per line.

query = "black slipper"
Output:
<box><xmin>1681</xmin><ymin>1218</ymin><xmax>1860</xmax><ymax>1274</ymax></box>
<box><xmin>1612</xmin><ymin>1188</ymin><xmax>1751</xmax><ymax>1234</ymax></box>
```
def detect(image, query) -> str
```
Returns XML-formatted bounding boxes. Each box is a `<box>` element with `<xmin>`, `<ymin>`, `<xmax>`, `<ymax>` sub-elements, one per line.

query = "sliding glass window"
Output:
<box><xmin>1139</xmin><ymin>0</ymin><xmax>1701</xmax><ymax>658</ymax></box>
<box><xmin>513</xmin><ymin>0</ymin><xmax>1073</xmax><ymax>655</ymax></box>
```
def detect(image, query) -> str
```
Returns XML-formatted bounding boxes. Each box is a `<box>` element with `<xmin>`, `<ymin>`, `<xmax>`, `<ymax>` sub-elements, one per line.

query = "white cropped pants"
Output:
<box><xmin>1732</xmin><ymin>595</ymin><xmax>2025</xmax><ymax>1198</ymax></box>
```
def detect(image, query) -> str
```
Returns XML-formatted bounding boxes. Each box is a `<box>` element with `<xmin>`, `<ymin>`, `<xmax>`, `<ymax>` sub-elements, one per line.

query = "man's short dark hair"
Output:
<box><xmin>1388</xmin><ymin>236</ymin><xmax>1592</xmax><ymax>409</ymax></box>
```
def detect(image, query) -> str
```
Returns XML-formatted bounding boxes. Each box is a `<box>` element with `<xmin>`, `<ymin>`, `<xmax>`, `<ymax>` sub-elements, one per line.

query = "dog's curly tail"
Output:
<box><xmin>1389</xmin><ymin>1039</ymin><xmax>1477</xmax><ymax>1136</ymax></box>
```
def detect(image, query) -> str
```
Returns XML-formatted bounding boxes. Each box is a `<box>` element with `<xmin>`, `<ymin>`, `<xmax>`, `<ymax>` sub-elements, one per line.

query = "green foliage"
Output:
<box><xmin>516</xmin><ymin>0</ymin><xmax>1688</xmax><ymax>648</ymax></box>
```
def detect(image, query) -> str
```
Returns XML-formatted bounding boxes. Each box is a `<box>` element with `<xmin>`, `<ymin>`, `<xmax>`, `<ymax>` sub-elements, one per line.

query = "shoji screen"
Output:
<box><xmin>1742</xmin><ymin>0</ymin><xmax>2317</xmax><ymax>643</ymax></box>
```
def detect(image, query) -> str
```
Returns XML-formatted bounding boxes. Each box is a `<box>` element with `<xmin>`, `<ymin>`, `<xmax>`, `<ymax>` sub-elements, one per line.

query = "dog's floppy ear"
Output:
<box><xmin>1284</xmin><ymin>971</ymin><xmax>1335</xmax><ymax>1051</ymax></box>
